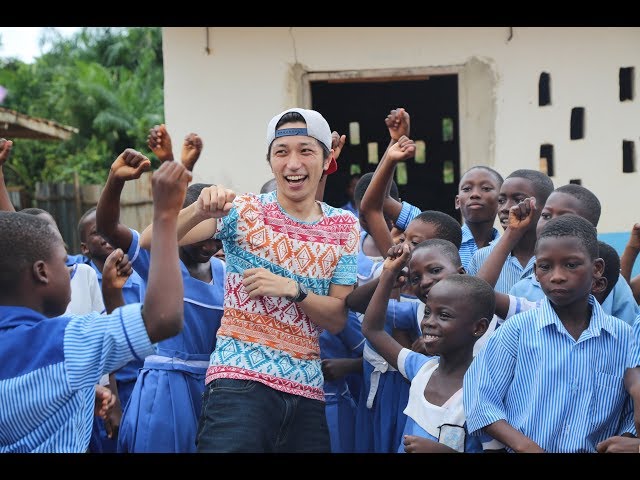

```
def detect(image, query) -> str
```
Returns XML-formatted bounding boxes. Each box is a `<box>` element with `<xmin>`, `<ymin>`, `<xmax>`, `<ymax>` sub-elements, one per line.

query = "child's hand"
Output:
<box><xmin>383</xmin><ymin>242</ymin><xmax>411</xmax><ymax>273</ymax></box>
<box><xmin>196</xmin><ymin>184</ymin><xmax>236</xmax><ymax>219</ymax></box>
<box><xmin>628</xmin><ymin>223</ymin><xmax>640</xmax><ymax>250</ymax></box>
<box><xmin>403</xmin><ymin>434</ymin><xmax>440</xmax><ymax>453</ymax></box>
<box><xmin>102</xmin><ymin>249</ymin><xmax>133</xmax><ymax>291</ymax></box>
<box><xmin>147</xmin><ymin>124</ymin><xmax>174</xmax><ymax>162</ymax></box>
<box><xmin>507</xmin><ymin>197</ymin><xmax>536</xmax><ymax>233</ymax></box>
<box><xmin>152</xmin><ymin>160</ymin><xmax>193</xmax><ymax>217</ymax></box>
<box><xmin>596</xmin><ymin>435</ymin><xmax>640</xmax><ymax>453</ymax></box>
<box><xmin>321</xmin><ymin>358</ymin><xmax>350</xmax><ymax>381</ymax></box>
<box><xmin>385</xmin><ymin>107</ymin><xmax>410</xmax><ymax>141</ymax></box>
<box><xmin>181</xmin><ymin>133</ymin><xmax>203</xmax><ymax>172</ymax></box>
<box><xmin>94</xmin><ymin>384</ymin><xmax>116</xmax><ymax>419</ymax></box>
<box><xmin>110</xmin><ymin>148</ymin><xmax>152</xmax><ymax>181</ymax></box>
<box><xmin>0</xmin><ymin>138</ymin><xmax>13</xmax><ymax>166</ymax></box>
<box><xmin>330</xmin><ymin>131</ymin><xmax>347</xmax><ymax>162</ymax></box>
<box><xmin>385</xmin><ymin>135</ymin><xmax>416</xmax><ymax>164</ymax></box>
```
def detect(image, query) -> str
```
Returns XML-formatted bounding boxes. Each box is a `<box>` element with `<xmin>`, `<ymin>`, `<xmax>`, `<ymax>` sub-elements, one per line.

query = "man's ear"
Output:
<box><xmin>454</xmin><ymin>195</ymin><xmax>461</xmax><ymax>210</ymax></box>
<box><xmin>458</xmin><ymin>266</ymin><xmax>466</xmax><ymax>274</ymax></box>
<box><xmin>32</xmin><ymin>260</ymin><xmax>49</xmax><ymax>284</ymax></box>
<box><xmin>80</xmin><ymin>242</ymin><xmax>89</xmax><ymax>257</ymax></box>
<box><xmin>533</xmin><ymin>264</ymin><xmax>538</xmax><ymax>282</ymax></box>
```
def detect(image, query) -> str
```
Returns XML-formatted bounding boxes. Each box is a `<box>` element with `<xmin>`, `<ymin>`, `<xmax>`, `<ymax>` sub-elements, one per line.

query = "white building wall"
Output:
<box><xmin>162</xmin><ymin>27</ymin><xmax>640</xmax><ymax>235</ymax></box>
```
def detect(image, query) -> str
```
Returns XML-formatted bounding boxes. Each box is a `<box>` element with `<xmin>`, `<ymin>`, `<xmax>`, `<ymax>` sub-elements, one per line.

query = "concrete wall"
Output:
<box><xmin>162</xmin><ymin>27</ymin><xmax>640</xmax><ymax>238</ymax></box>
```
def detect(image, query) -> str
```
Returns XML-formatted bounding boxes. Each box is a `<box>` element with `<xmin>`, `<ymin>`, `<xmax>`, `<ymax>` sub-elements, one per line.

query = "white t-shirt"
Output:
<box><xmin>65</xmin><ymin>263</ymin><xmax>105</xmax><ymax>316</ymax></box>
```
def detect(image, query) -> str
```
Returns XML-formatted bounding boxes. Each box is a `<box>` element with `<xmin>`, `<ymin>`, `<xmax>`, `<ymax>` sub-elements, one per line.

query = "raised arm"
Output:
<box><xmin>96</xmin><ymin>149</ymin><xmax>151</xmax><ymax>252</ymax></box>
<box><xmin>180</xmin><ymin>132</ymin><xmax>203</xmax><ymax>172</ymax></box>
<box><xmin>380</xmin><ymin>108</ymin><xmax>411</xmax><ymax>222</ymax></box>
<box><xmin>361</xmin><ymin>243</ymin><xmax>412</xmax><ymax>370</ymax></box>
<box><xmin>476</xmin><ymin>198</ymin><xmax>536</xmax><ymax>318</ymax></box>
<box><xmin>621</xmin><ymin>223</ymin><xmax>640</xmax><ymax>284</ymax></box>
<box><xmin>148</xmin><ymin>124</ymin><xmax>174</xmax><ymax>162</ymax></box>
<box><xmin>0</xmin><ymin>139</ymin><xmax>15</xmax><ymax>212</ymax></box>
<box><xmin>101</xmin><ymin>248</ymin><xmax>133</xmax><ymax>314</ymax></box>
<box><xmin>142</xmin><ymin>160</ymin><xmax>192</xmax><ymax>342</ymax></box>
<box><xmin>360</xmin><ymin>135</ymin><xmax>416</xmax><ymax>256</ymax></box>
<box><xmin>138</xmin><ymin>184</ymin><xmax>235</xmax><ymax>250</ymax></box>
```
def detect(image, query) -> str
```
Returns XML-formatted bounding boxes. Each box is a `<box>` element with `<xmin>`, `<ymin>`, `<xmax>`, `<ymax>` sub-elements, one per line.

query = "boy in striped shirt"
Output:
<box><xmin>464</xmin><ymin>214</ymin><xmax>639</xmax><ymax>452</ymax></box>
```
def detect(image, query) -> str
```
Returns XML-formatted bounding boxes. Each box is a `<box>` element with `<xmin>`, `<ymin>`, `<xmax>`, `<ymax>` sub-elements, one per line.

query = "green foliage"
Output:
<box><xmin>0</xmin><ymin>27</ymin><xmax>164</xmax><ymax>198</ymax></box>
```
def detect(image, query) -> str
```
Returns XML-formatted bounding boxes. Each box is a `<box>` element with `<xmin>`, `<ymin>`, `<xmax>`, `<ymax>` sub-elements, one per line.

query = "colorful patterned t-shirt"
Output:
<box><xmin>205</xmin><ymin>191</ymin><xmax>360</xmax><ymax>400</ymax></box>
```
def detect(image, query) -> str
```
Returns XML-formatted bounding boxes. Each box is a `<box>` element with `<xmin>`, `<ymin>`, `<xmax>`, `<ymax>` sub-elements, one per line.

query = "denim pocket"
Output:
<box><xmin>209</xmin><ymin>377</ymin><xmax>257</xmax><ymax>393</ymax></box>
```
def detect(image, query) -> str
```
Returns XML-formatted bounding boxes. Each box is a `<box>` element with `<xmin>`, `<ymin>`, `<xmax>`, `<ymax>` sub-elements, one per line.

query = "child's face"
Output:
<box><xmin>534</xmin><ymin>236</ymin><xmax>601</xmax><ymax>308</ymax></box>
<box><xmin>399</xmin><ymin>220</ymin><xmax>438</xmax><ymax>249</ymax></box>
<box><xmin>80</xmin><ymin>214</ymin><xmax>114</xmax><ymax>262</ymax></box>
<box><xmin>269</xmin><ymin>121</ymin><xmax>329</xmax><ymax>205</ymax></box>
<box><xmin>420</xmin><ymin>280</ymin><xmax>477</xmax><ymax>357</ymax></box>
<box><xmin>497</xmin><ymin>177</ymin><xmax>539</xmax><ymax>232</ymax></box>
<box><xmin>408</xmin><ymin>247</ymin><xmax>462</xmax><ymax>303</ymax></box>
<box><xmin>44</xmin><ymin>235</ymin><xmax>72</xmax><ymax>317</ymax></box>
<box><xmin>536</xmin><ymin>192</ymin><xmax>587</xmax><ymax>239</ymax></box>
<box><xmin>181</xmin><ymin>238</ymin><xmax>218</xmax><ymax>264</ymax></box>
<box><xmin>455</xmin><ymin>169</ymin><xmax>500</xmax><ymax>225</ymax></box>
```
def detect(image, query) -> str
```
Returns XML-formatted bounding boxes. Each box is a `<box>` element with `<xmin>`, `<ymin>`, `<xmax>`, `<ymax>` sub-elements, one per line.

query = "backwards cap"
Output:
<box><xmin>266</xmin><ymin>107</ymin><xmax>337</xmax><ymax>174</ymax></box>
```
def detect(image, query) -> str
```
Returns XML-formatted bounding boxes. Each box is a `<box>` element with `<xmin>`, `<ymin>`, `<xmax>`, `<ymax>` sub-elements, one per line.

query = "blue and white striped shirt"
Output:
<box><xmin>465</xmin><ymin>241</ymin><xmax>535</xmax><ymax>294</ymax></box>
<box><xmin>463</xmin><ymin>295</ymin><xmax>638</xmax><ymax>452</ymax></box>
<box><xmin>459</xmin><ymin>224</ymin><xmax>500</xmax><ymax>270</ymax></box>
<box><xmin>0</xmin><ymin>303</ymin><xmax>154</xmax><ymax>453</ymax></box>
<box><xmin>395</xmin><ymin>201</ymin><xmax>422</xmax><ymax>231</ymax></box>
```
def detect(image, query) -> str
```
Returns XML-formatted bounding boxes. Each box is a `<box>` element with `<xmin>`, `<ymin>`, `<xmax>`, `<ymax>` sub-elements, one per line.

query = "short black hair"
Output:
<box><xmin>411</xmin><ymin>210</ymin><xmax>463</xmax><ymax>249</ymax></box>
<box><xmin>353</xmin><ymin>172</ymin><xmax>400</xmax><ymax>204</ymax></box>
<box><xmin>597</xmin><ymin>241</ymin><xmax>620</xmax><ymax>298</ymax></box>
<box><xmin>77</xmin><ymin>206</ymin><xmax>97</xmax><ymax>242</ymax></box>
<box><xmin>184</xmin><ymin>183</ymin><xmax>212</xmax><ymax>208</ymax></box>
<box><xmin>437</xmin><ymin>274</ymin><xmax>496</xmax><ymax>321</ymax></box>
<box><xmin>0</xmin><ymin>212</ymin><xmax>59</xmax><ymax>292</ymax></box>
<box><xmin>506</xmin><ymin>169</ymin><xmax>554</xmax><ymax>206</ymax></box>
<box><xmin>412</xmin><ymin>238</ymin><xmax>462</xmax><ymax>268</ymax></box>
<box><xmin>459</xmin><ymin>166</ymin><xmax>504</xmax><ymax>188</ymax></box>
<box><xmin>266</xmin><ymin>111</ymin><xmax>331</xmax><ymax>161</ymax></box>
<box><xmin>554</xmin><ymin>184</ymin><xmax>602</xmax><ymax>227</ymax></box>
<box><xmin>20</xmin><ymin>207</ymin><xmax>50</xmax><ymax>216</ymax></box>
<box><xmin>536</xmin><ymin>214</ymin><xmax>598</xmax><ymax>259</ymax></box>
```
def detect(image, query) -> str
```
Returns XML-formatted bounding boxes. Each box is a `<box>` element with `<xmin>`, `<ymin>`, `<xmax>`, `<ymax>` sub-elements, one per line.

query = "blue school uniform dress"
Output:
<box><xmin>355</xmin><ymin>299</ymin><xmax>422</xmax><ymax>453</ymax></box>
<box><xmin>397</xmin><ymin>349</ymin><xmax>494</xmax><ymax>453</ymax></box>
<box><xmin>117</xmin><ymin>229</ymin><xmax>225</xmax><ymax>453</ymax></box>
<box><xmin>0</xmin><ymin>304</ymin><xmax>154</xmax><ymax>452</ymax></box>
<box><xmin>320</xmin><ymin>312</ymin><xmax>365</xmax><ymax>453</ymax></box>
<box><xmin>464</xmin><ymin>295</ymin><xmax>639</xmax><ymax>452</ymax></box>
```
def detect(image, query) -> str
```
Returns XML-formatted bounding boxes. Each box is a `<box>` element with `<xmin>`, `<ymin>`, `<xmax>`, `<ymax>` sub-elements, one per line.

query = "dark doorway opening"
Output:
<box><xmin>311</xmin><ymin>74</ymin><xmax>461</xmax><ymax>222</ymax></box>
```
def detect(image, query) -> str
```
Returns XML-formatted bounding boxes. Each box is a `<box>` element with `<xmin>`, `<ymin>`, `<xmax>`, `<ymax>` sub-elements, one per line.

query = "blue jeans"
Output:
<box><xmin>196</xmin><ymin>378</ymin><xmax>330</xmax><ymax>453</ymax></box>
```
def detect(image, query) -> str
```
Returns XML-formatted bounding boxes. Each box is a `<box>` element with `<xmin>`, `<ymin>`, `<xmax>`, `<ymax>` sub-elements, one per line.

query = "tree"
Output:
<box><xmin>0</xmin><ymin>27</ymin><xmax>164</xmax><ymax>197</ymax></box>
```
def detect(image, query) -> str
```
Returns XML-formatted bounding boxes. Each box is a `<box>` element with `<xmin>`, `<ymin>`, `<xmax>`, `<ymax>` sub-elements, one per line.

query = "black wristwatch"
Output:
<box><xmin>288</xmin><ymin>282</ymin><xmax>308</xmax><ymax>303</ymax></box>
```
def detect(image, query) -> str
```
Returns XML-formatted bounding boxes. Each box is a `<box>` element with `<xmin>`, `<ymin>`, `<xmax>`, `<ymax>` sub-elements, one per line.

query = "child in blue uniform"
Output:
<box><xmin>0</xmin><ymin>157</ymin><xmax>190</xmax><ymax>452</ymax></box>
<box><xmin>464</xmin><ymin>215</ymin><xmax>639</xmax><ymax>452</ymax></box>
<box><xmin>362</xmin><ymin>241</ymin><xmax>497</xmax><ymax>452</ymax></box>
<box><xmin>97</xmin><ymin>136</ymin><xmax>225</xmax><ymax>452</ymax></box>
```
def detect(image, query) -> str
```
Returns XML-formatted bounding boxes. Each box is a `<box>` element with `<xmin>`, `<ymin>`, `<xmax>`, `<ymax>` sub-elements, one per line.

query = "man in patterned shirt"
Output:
<box><xmin>172</xmin><ymin>108</ymin><xmax>360</xmax><ymax>452</ymax></box>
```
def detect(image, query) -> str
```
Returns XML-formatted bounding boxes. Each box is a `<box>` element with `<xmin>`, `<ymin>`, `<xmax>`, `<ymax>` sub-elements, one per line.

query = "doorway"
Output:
<box><xmin>310</xmin><ymin>74</ymin><xmax>461</xmax><ymax>222</ymax></box>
